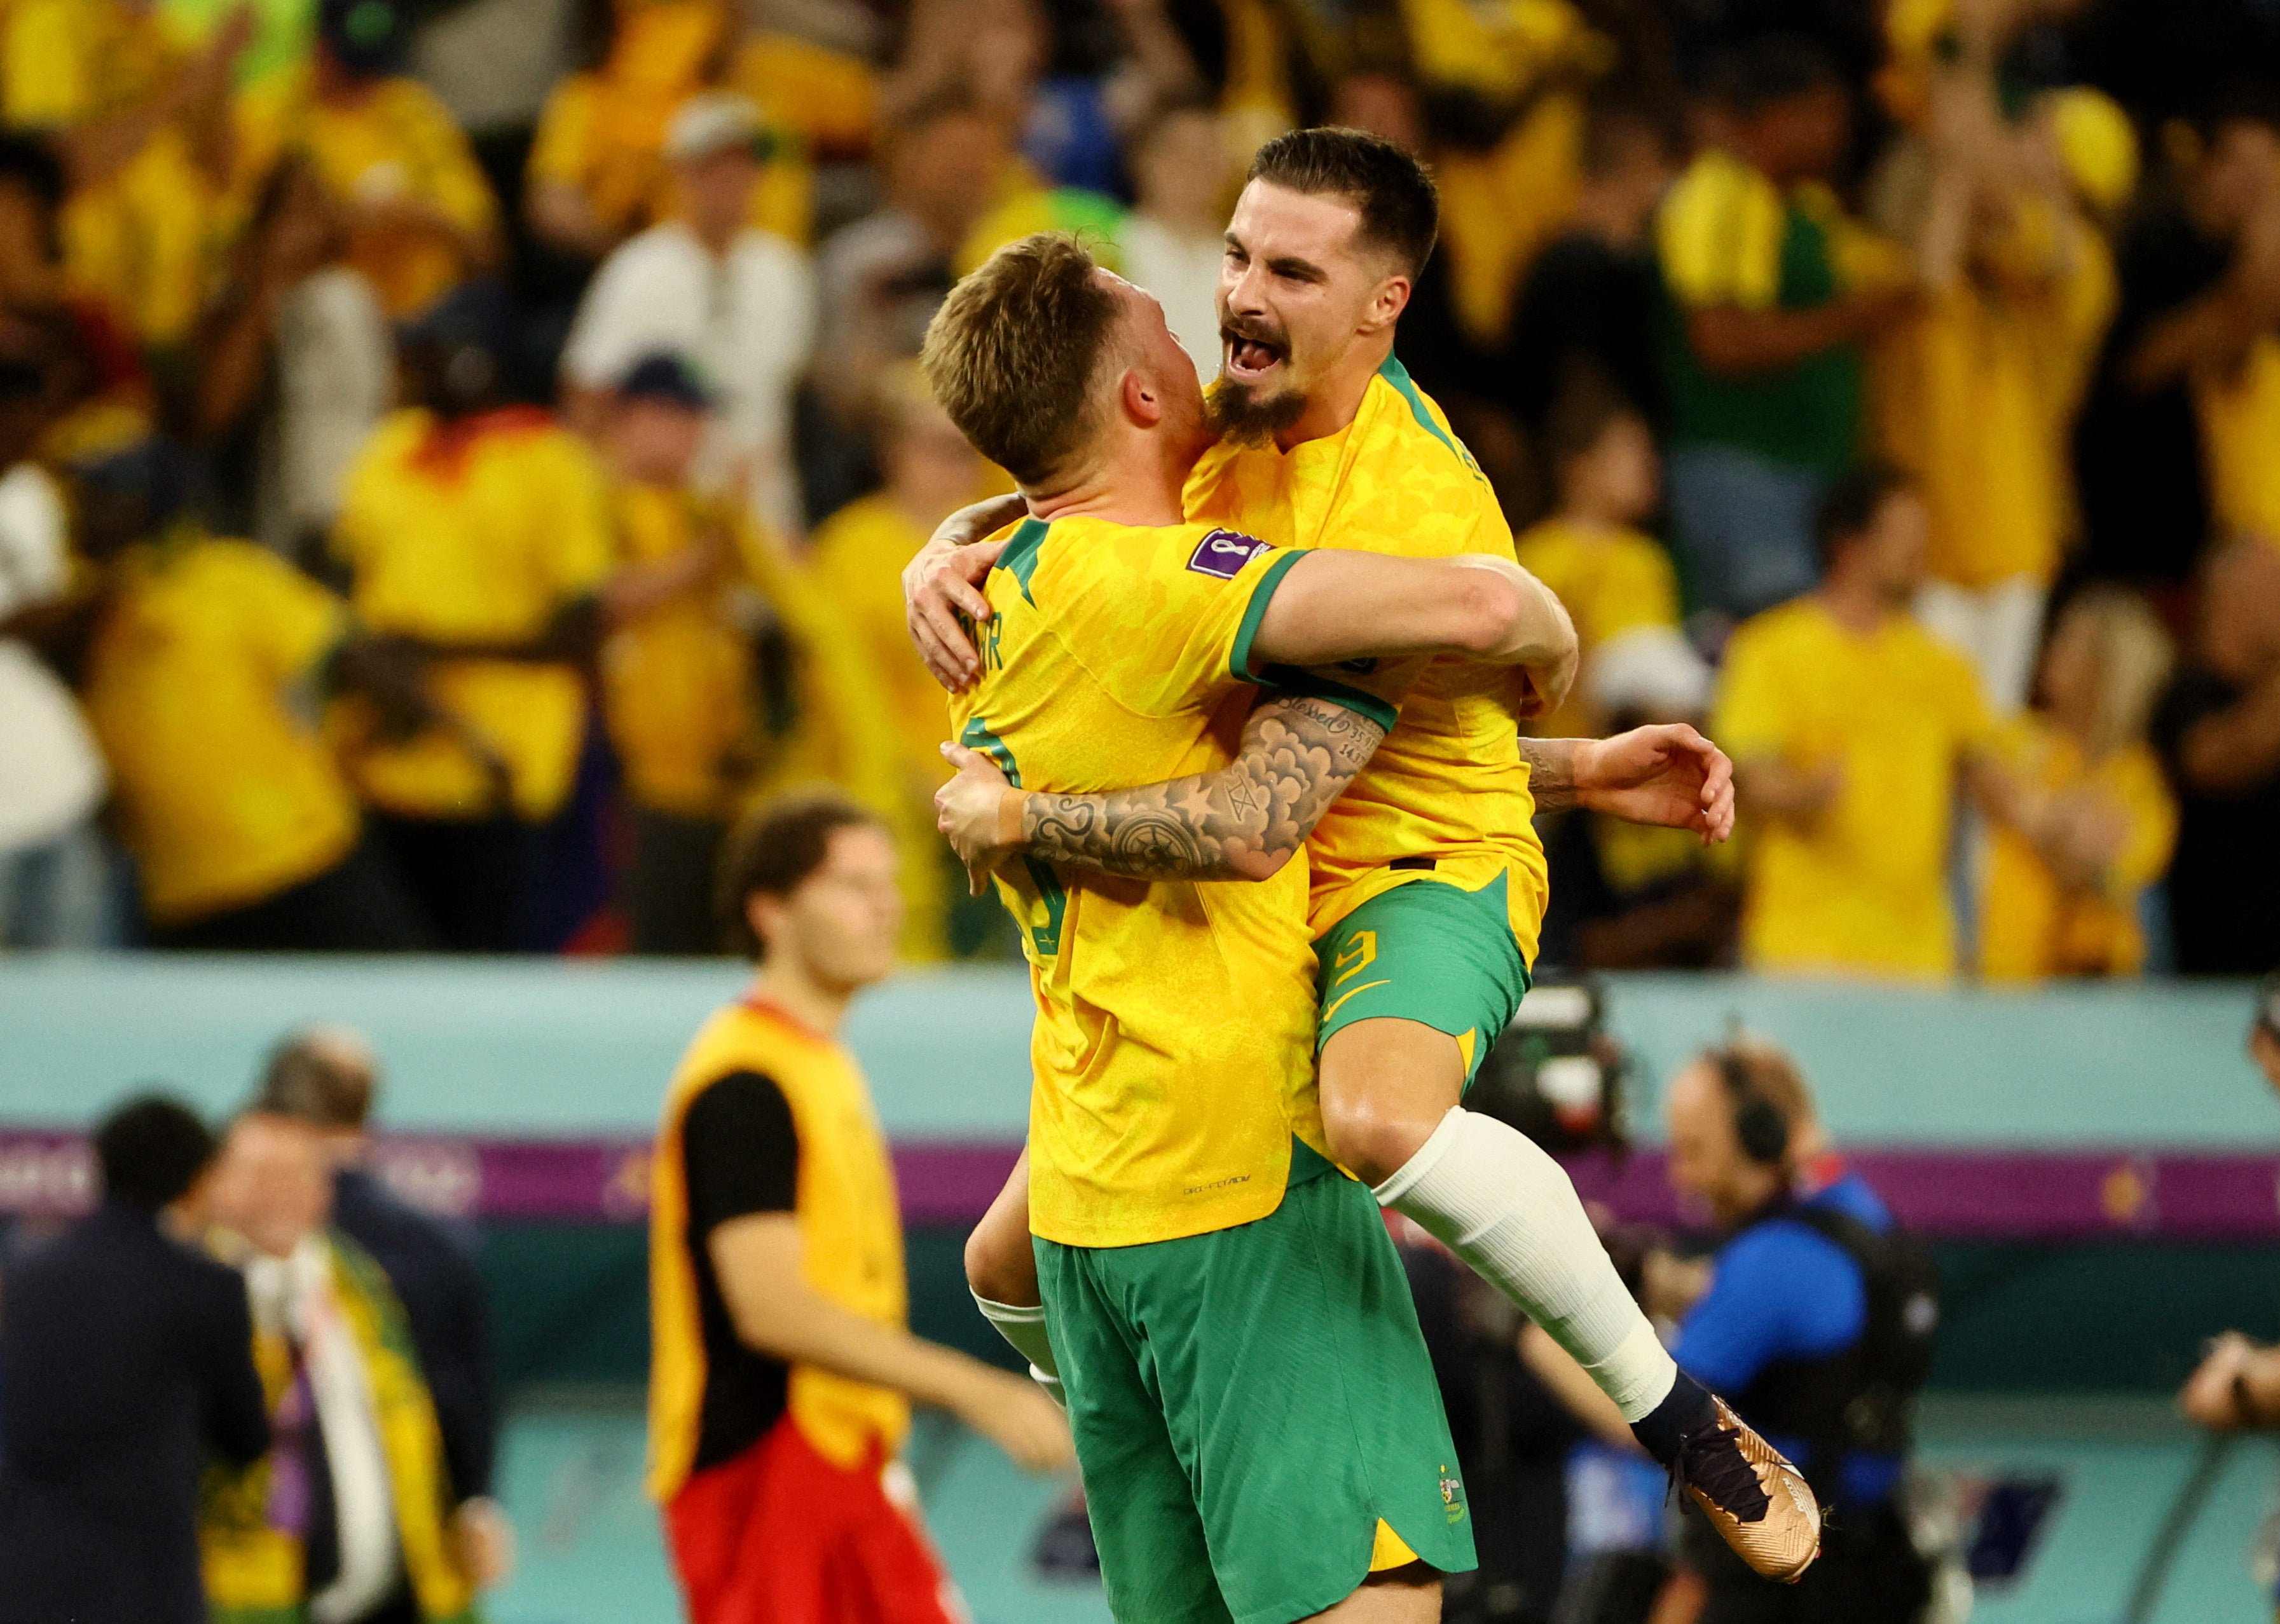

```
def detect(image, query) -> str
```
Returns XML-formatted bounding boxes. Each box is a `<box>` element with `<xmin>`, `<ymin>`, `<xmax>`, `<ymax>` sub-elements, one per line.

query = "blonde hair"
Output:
<box><xmin>919</xmin><ymin>233</ymin><xmax>1122</xmax><ymax>486</ymax></box>
<box><xmin>2054</xmin><ymin>588</ymin><xmax>2175</xmax><ymax>758</ymax></box>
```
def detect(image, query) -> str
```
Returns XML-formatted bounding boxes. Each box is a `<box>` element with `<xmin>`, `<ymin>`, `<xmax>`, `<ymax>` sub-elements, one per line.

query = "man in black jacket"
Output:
<box><xmin>0</xmin><ymin>1095</ymin><xmax>270</xmax><ymax>1624</ymax></box>
<box><xmin>252</xmin><ymin>1025</ymin><xmax>512</xmax><ymax>1589</ymax></box>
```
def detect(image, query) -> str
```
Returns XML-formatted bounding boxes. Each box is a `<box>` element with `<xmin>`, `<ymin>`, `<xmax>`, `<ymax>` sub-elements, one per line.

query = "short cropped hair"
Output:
<box><xmin>921</xmin><ymin>233</ymin><xmax>1123</xmax><ymax>486</ymax></box>
<box><xmin>257</xmin><ymin>1030</ymin><xmax>375</xmax><ymax>1130</ymax></box>
<box><xmin>715</xmin><ymin>790</ymin><xmax>888</xmax><ymax>960</ymax></box>
<box><xmin>1814</xmin><ymin>461</ymin><xmax>1913</xmax><ymax>566</ymax></box>
<box><xmin>95</xmin><ymin>1094</ymin><xmax>217</xmax><ymax>1211</ymax></box>
<box><xmin>1245</xmin><ymin>126</ymin><xmax>1439</xmax><ymax>276</ymax></box>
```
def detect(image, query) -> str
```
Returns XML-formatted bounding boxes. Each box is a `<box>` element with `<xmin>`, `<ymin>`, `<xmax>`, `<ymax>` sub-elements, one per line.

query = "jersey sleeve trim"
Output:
<box><xmin>1227</xmin><ymin>547</ymin><xmax>1307</xmax><ymax>682</ymax></box>
<box><xmin>1254</xmin><ymin>665</ymin><xmax>1401</xmax><ymax>732</ymax></box>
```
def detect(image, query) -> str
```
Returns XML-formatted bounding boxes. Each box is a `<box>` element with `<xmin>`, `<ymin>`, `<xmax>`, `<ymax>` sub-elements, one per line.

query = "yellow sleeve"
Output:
<box><xmin>1938</xmin><ymin>643</ymin><xmax>1997</xmax><ymax>753</ymax></box>
<box><xmin>221</xmin><ymin>542</ymin><xmax>350</xmax><ymax>683</ymax></box>
<box><xmin>1037</xmin><ymin>525</ymin><xmax>1351</xmax><ymax>722</ymax></box>
<box><xmin>1595</xmin><ymin>535</ymin><xmax>1681</xmax><ymax>638</ymax></box>
<box><xmin>1709</xmin><ymin>620</ymin><xmax>1790</xmax><ymax>762</ymax></box>
<box><xmin>526</xmin><ymin>76</ymin><xmax>595</xmax><ymax>187</ymax></box>
<box><xmin>530</xmin><ymin>433</ymin><xmax>615</xmax><ymax>601</ymax></box>
<box><xmin>2110</xmin><ymin>744</ymin><xmax>2179</xmax><ymax>891</ymax></box>
<box><xmin>4</xmin><ymin>0</ymin><xmax>89</xmax><ymax>127</ymax></box>
<box><xmin>395</xmin><ymin>81</ymin><xmax>497</xmax><ymax>233</ymax></box>
<box><xmin>1657</xmin><ymin>154</ymin><xmax>1784</xmax><ymax>310</ymax></box>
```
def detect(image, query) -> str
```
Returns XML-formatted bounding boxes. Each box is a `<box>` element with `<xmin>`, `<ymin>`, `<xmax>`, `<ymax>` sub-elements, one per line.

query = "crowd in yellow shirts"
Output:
<box><xmin>0</xmin><ymin>0</ymin><xmax>2274</xmax><ymax>978</ymax></box>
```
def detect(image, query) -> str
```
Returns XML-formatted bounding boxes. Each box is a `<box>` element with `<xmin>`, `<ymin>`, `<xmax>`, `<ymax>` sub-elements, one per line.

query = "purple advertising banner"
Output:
<box><xmin>0</xmin><ymin>1129</ymin><xmax>2270</xmax><ymax>1240</ymax></box>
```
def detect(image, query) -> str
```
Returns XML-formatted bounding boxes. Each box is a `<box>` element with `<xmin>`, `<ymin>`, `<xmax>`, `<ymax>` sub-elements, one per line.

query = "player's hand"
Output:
<box><xmin>937</xmin><ymin>741</ymin><xmax>1019</xmax><ymax>894</ymax></box>
<box><xmin>959</xmin><ymin>1368</ymin><xmax>1076</xmax><ymax>1471</ymax></box>
<box><xmin>904</xmin><ymin>495</ymin><xmax>1027</xmax><ymax>692</ymax></box>
<box><xmin>2181</xmin><ymin>1332</ymin><xmax>2258</xmax><ymax>1430</ymax></box>
<box><xmin>452</xmin><ymin>1497</ymin><xmax>516</xmax><ymax>1590</ymax></box>
<box><xmin>1573</xmin><ymin>725</ymin><xmax>1736</xmax><ymax>844</ymax></box>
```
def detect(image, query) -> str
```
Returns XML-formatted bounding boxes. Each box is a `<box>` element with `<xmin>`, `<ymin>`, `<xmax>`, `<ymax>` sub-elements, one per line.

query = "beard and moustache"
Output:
<box><xmin>1205</xmin><ymin>315</ymin><xmax>1309</xmax><ymax>446</ymax></box>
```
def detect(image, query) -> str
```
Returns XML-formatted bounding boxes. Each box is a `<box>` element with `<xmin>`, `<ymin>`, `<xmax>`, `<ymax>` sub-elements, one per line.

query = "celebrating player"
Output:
<box><xmin>910</xmin><ymin>128</ymin><xmax>1816</xmax><ymax>1593</ymax></box>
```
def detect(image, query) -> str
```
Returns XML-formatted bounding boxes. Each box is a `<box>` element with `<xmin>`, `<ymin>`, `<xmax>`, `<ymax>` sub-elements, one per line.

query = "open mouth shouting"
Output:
<box><xmin>1221</xmin><ymin>320</ymin><xmax>1289</xmax><ymax>383</ymax></box>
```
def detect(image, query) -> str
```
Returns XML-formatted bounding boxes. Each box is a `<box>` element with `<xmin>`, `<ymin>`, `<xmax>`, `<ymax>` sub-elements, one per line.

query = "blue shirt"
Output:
<box><xmin>1673</xmin><ymin>1170</ymin><xmax>1904</xmax><ymax>1506</ymax></box>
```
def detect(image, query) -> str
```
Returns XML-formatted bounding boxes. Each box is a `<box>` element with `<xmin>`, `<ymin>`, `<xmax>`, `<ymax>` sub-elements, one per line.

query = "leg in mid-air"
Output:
<box><xmin>965</xmin><ymin>1151</ymin><xmax>1059</xmax><ymax>1399</ymax></box>
<box><xmin>1312</xmin><ymin>879</ymin><xmax>1817</xmax><ymax>1583</ymax></box>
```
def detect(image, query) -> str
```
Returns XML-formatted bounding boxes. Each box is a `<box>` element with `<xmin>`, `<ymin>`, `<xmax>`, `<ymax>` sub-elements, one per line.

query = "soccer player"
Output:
<box><xmin>919</xmin><ymin>231</ymin><xmax>1588</xmax><ymax>1624</ymax></box>
<box><xmin>644</xmin><ymin>791</ymin><xmax>1071</xmax><ymax>1624</ymax></box>
<box><xmin>912</xmin><ymin>129</ymin><xmax>1814</xmax><ymax>1582</ymax></box>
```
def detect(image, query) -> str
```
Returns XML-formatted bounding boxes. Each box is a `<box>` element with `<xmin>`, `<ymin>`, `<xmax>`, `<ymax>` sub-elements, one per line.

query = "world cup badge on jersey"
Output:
<box><xmin>1186</xmin><ymin>529</ymin><xmax>1269</xmax><ymax>579</ymax></box>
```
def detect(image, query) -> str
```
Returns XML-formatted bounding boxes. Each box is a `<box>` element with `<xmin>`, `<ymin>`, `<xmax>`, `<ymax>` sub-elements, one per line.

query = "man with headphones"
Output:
<box><xmin>1657</xmin><ymin>1041</ymin><xmax>1937</xmax><ymax>1624</ymax></box>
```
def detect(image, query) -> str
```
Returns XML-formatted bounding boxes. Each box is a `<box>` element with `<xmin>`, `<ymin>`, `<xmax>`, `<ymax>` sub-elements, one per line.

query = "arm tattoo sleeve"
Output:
<box><xmin>1520</xmin><ymin>737</ymin><xmax>1580</xmax><ymax>812</ymax></box>
<box><xmin>1020</xmin><ymin>695</ymin><xmax>1387</xmax><ymax>882</ymax></box>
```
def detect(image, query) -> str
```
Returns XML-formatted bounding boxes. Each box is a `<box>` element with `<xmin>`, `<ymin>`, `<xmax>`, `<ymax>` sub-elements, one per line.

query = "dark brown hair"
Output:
<box><xmin>1813</xmin><ymin>460</ymin><xmax>1914</xmax><ymax>566</ymax></box>
<box><xmin>715</xmin><ymin>790</ymin><xmax>886</xmax><ymax>960</ymax></box>
<box><xmin>1245</xmin><ymin>126</ymin><xmax>1440</xmax><ymax>276</ymax></box>
<box><xmin>921</xmin><ymin>233</ymin><xmax>1123</xmax><ymax>486</ymax></box>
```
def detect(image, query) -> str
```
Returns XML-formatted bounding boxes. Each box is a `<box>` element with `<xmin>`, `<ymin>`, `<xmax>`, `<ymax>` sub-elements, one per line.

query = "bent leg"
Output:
<box><xmin>965</xmin><ymin>1150</ymin><xmax>1060</xmax><ymax>1393</ymax></box>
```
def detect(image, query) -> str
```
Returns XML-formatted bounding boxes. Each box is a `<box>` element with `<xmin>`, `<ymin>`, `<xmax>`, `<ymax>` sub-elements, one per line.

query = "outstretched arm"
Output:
<box><xmin>937</xmin><ymin>692</ymin><xmax>1387</xmax><ymax>889</ymax></box>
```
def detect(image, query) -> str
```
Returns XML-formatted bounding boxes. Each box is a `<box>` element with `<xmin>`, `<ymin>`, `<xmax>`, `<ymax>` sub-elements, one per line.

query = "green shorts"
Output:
<box><xmin>1313</xmin><ymin>873</ymin><xmax>1532</xmax><ymax>1084</ymax></box>
<box><xmin>1034</xmin><ymin>1145</ymin><xmax>1476</xmax><ymax>1624</ymax></box>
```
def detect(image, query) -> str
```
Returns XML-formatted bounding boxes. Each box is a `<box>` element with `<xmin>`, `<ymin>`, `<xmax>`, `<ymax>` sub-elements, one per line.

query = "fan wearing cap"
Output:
<box><xmin>1867</xmin><ymin>18</ymin><xmax>2132</xmax><ymax>714</ymax></box>
<box><xmin>231</xmin><ymin>0</ymin><xmax>501</xmax><ymax>322</ymax></box>
<box><xmin>562</xmin><ymin>90</ymin><xmax>816</xmax><ymax>538</ymax></box>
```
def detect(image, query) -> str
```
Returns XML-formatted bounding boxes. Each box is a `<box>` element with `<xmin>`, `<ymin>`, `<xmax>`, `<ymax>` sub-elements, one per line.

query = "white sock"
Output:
<box><xmin>973</xmin><ymin>1292</ymin><xmax>1065</xmax><ymax>1407</ymax></box>
<box><xmin>1375</xmin><ymin>1107</ymin><xmax>1677</xmax><ymax>1422</ymax></box>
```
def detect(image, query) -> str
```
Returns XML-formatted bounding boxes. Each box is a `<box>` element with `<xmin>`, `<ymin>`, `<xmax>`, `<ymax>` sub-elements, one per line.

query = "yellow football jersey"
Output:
<box><xmin>947</xmin><ymin>514</ymin><xmax>1333</xmax><ymax>1248</ymax></box>
<box><xmin>1186</xmin><ymin>357</ymin><xmax>1550</xmax><ymax>960</ymax></box>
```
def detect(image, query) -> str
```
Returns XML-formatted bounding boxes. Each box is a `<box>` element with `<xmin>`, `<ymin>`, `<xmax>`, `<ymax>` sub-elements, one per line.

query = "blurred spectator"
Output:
<box><xmin>256</xmin><ymin>1027</ymin><xmax>511</xmax><ymax>1593</ymax></box>
<box><xmin>0</xmin><ymin>309</ymin><xmax>111</xmax><ymax>948</ymax></box>
<box><xmin>1713</xmin><ymin>467</ymin><xmax>2048</xmax><ymax>979</ymax></box>
<box><xmin>591</xmin><ymin>353</ymin><xmax>757</xmax><ymax>954</ymax></box>
<box><xmin>202</xmin><ymin>1110</ymin><xmax>490</xmax><ymax>1624</ymax></box>
<box><xmin>809</xmin><ymin>90</ymin><xmax>1001</xmax><ymax>497</ymax></box>
<box><xmin>807</xmin><ymin>364</ymin><xmax>991</xmax><ymax>961</ymax></box>
<box><xmin>234</xmin><ymin>0</ymin><xmax>502</xmax><ymax>324</ymax></box>
<box><xmin>1657</xmin><ymin>37</ymin><xmax>1914</xmax><ymax>622</ymax></box>
<box><xmin>2151</xmin><ymin>537</ymin><xmax>2280</xmax><ymax>974</ymax></box>
<box><xmin>74</xmin><ymin>439</ymin><xmax>433</xmax><ymax>948</ymax></box>
<box><xmin>2075</xmin><ymin>91</ymin><xmax>2280</xmax><ymax>585</ymax></box>
<box><xmin>561</xmin><ymin>92</ymin><xmax>818</xmax><ymax>536</ymax></box>
<box><xmin>1513</xmin><ymin>372</ymin><xmax>1692</xmax><ymax>741</ymax></box>
<box><xmin>0</xmin><ymin>1095</ymin><xmax>268</xmax><ymax>1624</ymax></box>
<box><xmin>1502</xmin><ymin>100</ymin><xmax>1675</xmax><ymax>437</ymax></box>
<box><xmin>524</xmin><ymin>0</ymin><xmax>741</xmax><ymax>264</ymax></box>
<box><xmin>1</xmin><ymin>0</ymin><xmax>247</xmax><ymax>348</ymax></box>
<box><xmin>329</xmin><ymin>295</ymin><xmax>614</xmax><ymax>950</ymax></box>
<box><xmin>1874</xmin><ymin>69</ymin><xmax>2130</xmax><ymax>713</ymax></box>
<box><xmin>189</xmin><ymin>156</ymin><xmax>390</xmax><ymax>552</ymax></box>
<box><xmin>1981</xmin><ymin>589</ymin><xmax>2178</xmax><ymax>981</ymax></box>
<box><xmin>1118</xmin><ymin>96</ymin><xmax>1232</xmax><ymax>378</ymax></box>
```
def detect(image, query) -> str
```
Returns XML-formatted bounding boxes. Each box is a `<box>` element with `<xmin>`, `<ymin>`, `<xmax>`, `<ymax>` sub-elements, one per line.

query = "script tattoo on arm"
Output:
<box><xmin>1519</xmin><ymin>736</ymin><xmax>1581</xmax><ymax>812</ymax></box>
<box><xmin>1020</xmin><ymin>695</ymin><xmax>1387</xmax><ymax>882</ymax></box>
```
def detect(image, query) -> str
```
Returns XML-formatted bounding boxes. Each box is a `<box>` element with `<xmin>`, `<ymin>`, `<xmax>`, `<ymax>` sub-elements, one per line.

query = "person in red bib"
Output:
<box><xmin>645</xmin><ymin>790</ymin><xmax>1072</xmax><ymax>1624</ymax></box>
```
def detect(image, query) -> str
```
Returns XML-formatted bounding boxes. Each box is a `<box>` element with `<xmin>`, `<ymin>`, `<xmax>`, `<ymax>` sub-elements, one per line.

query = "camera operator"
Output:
<box><xmin>1525</xmin><ymin>1039</ymin><xmax>1939</xmax><ymax>1623</ymax></box>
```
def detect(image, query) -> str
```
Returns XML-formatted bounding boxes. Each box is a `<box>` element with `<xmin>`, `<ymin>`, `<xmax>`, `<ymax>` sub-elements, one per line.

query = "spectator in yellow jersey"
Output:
<box><xmin>807</xmin><ymin>365</ymin><xmax>993</xmax><ymax>961</ymax></box>
<box><xmin>72</xmin><ymin>440</ymin><xmax>433</xmax><ymax>948</ymax></box>
<box><xmin>1657</xmin><ymin>38</ymin><xmax>1915</xmax><ymax>622</ymax></box>
<box><xmin>2076</xmin><ymin>92</ymin><xmax>2280</xmax><ymax>586</ymax></box>
<box><xmin>1872</xmin><ymin>46</ymin><xmax>2129</xmax><ymax>713</ymax></box>
<box><xmin>561</xmin><ymin>92</ymin><xmax>816</xmax><ymax>538</ymax></box>
<box><xmin>1513</xmin><ymin>372</ymin><xmax>1702</xmax><ymax>740</ymax></box>
<box><xmin>592</xmin><ymin>354</ymin><xmax>758</xmax><ymax>955</ymax></box>
<box><xmin>523</xmin><ymin>0</ymin><xmax>736</xmax><ymax>264</ymax></box>
<box><xmin>1981</xmin><ymin>588</ymin><xmax>2177</xmax><ymax>981</ymax></box>
<box><xmin>234</xmin><ymin>0</ymin><xmax>501</xmax><ymax>323</ymax></box>
<box><xmin>1713</xmin><ymin>466</ymin><xmax>2060</xmax><ymax>979</ymax></box>
<box><xmin>329</xmin><ymin>294</ymin><xmax>614</xmax><ymax>950</ymax></box>
<box><xmin>2</xmin><ymin>0</ymin><xmax>248</xmax><ymax>348</ymax></box>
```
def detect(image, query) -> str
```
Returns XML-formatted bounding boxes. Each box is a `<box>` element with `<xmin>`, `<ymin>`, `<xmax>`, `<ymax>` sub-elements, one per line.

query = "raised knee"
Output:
<box><xmin>1322</xmin><ymin>1091</ymin><xmax>1438</xmax><ymax>1189</ymax></box>
<box><xmin>964</xmin><ymin>1217</ymin><xmax>1034</xmax><ymax>1306</ymax></box>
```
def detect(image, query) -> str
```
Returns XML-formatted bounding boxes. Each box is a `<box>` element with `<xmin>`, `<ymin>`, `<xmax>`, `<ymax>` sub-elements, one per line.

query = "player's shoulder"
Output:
<box><xmin>1013</xmin><ymin>514</ymin><xmax>1273</xmax><ymax>604</ymax></box>
<box><xmin>1363</xmin><ymin>360</ymin><xmax>1492</xmax><ymax>491</ymax></box>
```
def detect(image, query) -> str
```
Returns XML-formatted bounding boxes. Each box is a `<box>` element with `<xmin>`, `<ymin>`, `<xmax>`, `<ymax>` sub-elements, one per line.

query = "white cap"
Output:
<box><xmin>1587</xmin><ymin>625</ymin><xmax>1713</xmax><ymax>720</ymax></box>
<box><xmin>666</xmin><ymin>92</ymin><xmax>763</xmax><ymax>163</ymax></box>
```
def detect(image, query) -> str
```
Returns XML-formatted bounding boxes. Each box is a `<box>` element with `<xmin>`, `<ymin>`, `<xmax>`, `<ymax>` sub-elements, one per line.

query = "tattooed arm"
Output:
<box><xmin>936</xmin><ymin>693</ymin><xmax>1387</xmax><ymax>890</ymax></box>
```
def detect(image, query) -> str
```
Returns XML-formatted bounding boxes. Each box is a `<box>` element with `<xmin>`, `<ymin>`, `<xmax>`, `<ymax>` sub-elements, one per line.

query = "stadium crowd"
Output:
<box><xmin>0</xmin><ymin>0</ymin><xmax>2274</xmax><ymax>981</ymax></box>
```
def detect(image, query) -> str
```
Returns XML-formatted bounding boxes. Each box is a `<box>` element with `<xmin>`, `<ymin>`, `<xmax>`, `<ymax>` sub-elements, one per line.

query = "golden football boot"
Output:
<box><xmin>1673</xmin><ymin>1398</ymin><xmax>1822</xmax><ymax>1582</ymax></box>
